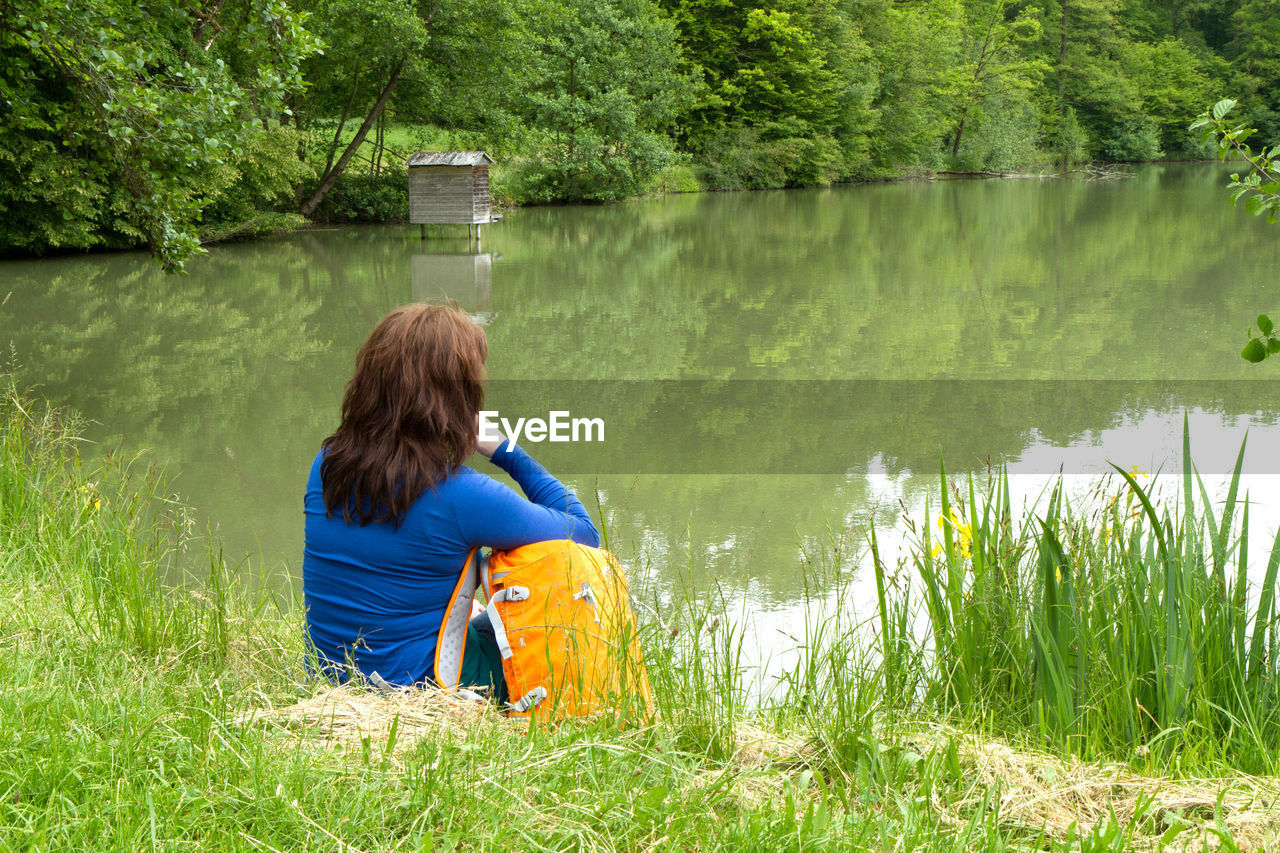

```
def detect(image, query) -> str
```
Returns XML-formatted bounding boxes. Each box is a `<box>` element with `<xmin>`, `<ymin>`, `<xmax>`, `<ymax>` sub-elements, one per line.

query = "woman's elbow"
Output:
<box><xmin>573</xmin><ymin>522</ymin><xmax>601</xmax><ymax>549</ymax></box>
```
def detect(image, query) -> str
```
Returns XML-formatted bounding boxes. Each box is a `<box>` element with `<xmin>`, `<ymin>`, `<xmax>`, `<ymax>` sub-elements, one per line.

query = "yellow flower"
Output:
<box><xmin>936</xmin><ymin>509</ymin><xmax>973</xmax><ymax>559</ymax></box>
<box><xmin>79</xmin><ymin>483</ymin><xmax>101</xmax><ymax>513</ymax></box>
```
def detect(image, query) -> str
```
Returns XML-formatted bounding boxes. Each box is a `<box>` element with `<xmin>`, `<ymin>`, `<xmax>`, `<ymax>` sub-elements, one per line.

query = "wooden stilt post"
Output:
<box><xmin>420</xmin><ymin>224</ymin><xmax>426</xmax><ymax>240</ymax></box>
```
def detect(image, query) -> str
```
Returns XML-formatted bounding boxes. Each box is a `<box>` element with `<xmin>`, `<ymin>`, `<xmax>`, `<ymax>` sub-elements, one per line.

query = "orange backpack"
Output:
<box><xmin>434</xmin><ymin>540</ymin><xmax>653</xmax><ymax>721</ymax></box>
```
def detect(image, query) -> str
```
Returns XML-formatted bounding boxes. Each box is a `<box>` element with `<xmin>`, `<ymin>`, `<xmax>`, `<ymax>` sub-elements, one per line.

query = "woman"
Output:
<box><xmin>302</xmin><ymin>304</ymin><xmax>599</xmax><ymax>697</ymax></box>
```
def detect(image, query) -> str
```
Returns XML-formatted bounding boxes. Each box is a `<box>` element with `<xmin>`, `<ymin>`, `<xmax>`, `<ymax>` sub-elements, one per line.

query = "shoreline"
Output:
<box><xmin>0</xmin><ymin>159</ymin><xmax>1234</xmax><ymax>267</ymax></box>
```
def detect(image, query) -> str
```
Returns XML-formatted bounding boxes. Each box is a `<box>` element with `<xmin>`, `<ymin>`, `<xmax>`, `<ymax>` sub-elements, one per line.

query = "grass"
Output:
<box><xmin>2</xmin><ymin>381</ymin><xmax>1279</xmax><ymax>850</ymax></box>
<box><xmin>872</xmin><ymin>420</ymin><xmax>1280</xmax><ymax>777</ymax></box>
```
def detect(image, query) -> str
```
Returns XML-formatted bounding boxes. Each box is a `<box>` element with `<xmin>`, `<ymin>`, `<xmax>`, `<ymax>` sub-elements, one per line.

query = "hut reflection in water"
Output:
<box><xmin>411</xmin><ymin>252</ymin><xmax>498</xmax><ymax>326</ymax></box>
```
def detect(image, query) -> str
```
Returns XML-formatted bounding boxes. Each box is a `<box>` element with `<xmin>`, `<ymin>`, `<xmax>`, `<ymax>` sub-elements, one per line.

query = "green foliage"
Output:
<box><xmin>879</xmin><ymin>429</ymin><xmax>1280</xmax><ymax>771</ymax></box>
<box><xmin>0</xmin><ymin>0</ymin><xmax>320</xmax><ymax>271</ymax></box>
<box><xmin>1052</xmin><ymin>106</ymin><xmax>1090</xmax><ymax>165</ymax></box>
<box><xmin>514</xmin><ymin>0</ymin><xmax>691</xmax><ymax>202</ymax></box>
<box><xmin>1192</xmin><ymin>99</ymin><xmax>1280</xmax><ymax>223</ymax></box>
<box><xmin>647</xmin><ymin>163</ymin><xmax>703</xmax><ymax>194</ymax></box>
<box><xmin>1123</xmin><ymin>38</ymin><xmax>1217</xmax><ymax>156</ymax></box>
<box><xmin>303</xmin><ymin>0</ymin><xmax>429</xmax><ymax>88</ymax></box>
<box><xmin>952</xmin><ymin>89</ymin><xmax>1044</xmax><ymax>171</ymax></box>
<box><xmin>694</xmin><ymin>124</ymin><xmax>782</xmax><ymax>190</ymax></box>
<box><xmin>292</xmin><ymin>0</ymin><xmax>429</xmax><ymax>152</ymax></box>
<box><xmin>946</xmin><ymin>0</ymin><xmax>1048</xmax><ymax>165</ymax></box>
<box><xmin>1039</xmin><ymin>0</ymin><xmax>1131</xmax><ymax>163</ymax></box>
<box><xmin>693</xmin><ymin>121</ymin><xmax>850</xmax><ymax>190</ymax></box>
<box><xmin>317</xmin><ymin>173</ymin><xmax>408</xmax><ymax>223</ymax></box>
<box><xmin>1100</xmin><ymin>115</ymin><xmax>1162</xmax><ymax>161</ymax></box>
<box><xmin>862</xmin><ymin>0</ymin><xmax>961</xmax><ymax>175</ymax></box>
<box><xmin>663</xmin><ymin>0</ymin><xmax>874</xmax><ymax>186</ymax></box>
<box><xmin>1</xmin><ymin>0</ymin><xmax>1276</xmax><ymax>253</ymax></box>
<box><xmin>1191</xmin><ymin>98</ymin><xmax>1280</xmax><ymax>362</ymax></box>
<box><xmin>1229</xmin><ymin>0</ymin><xmax>1280</xmax><ymax>143</ymax></box>
<box><xmin>1241</xmin><ymin>315</ymin><xmax>1279</xmax><ymax>364</ymax></box>
<box><xmin>200</xmin><ymin>125</ymin><xmax>315</xmax><ymax>240</ymax></box>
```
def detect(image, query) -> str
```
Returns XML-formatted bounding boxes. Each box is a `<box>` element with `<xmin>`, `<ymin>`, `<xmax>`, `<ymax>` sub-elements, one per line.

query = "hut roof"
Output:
<box><xmin>406</xmin><ymin>151</ymin><xmax>494</xmax><ymax>167</ymax></box>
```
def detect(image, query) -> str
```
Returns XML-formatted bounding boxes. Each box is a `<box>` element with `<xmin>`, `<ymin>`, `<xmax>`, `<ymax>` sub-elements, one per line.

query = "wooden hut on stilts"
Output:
<box><xmin>407</xmin><ymin>151</ymin><xmax>496</xmax><ymax>247</ymax></box>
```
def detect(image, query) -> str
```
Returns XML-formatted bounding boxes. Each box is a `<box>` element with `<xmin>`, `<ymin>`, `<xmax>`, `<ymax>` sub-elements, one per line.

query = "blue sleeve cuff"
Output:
<box><xmin>487</xmin><ymin>439</ymin><xmax>522</xmax><ymax>473</ymax></box>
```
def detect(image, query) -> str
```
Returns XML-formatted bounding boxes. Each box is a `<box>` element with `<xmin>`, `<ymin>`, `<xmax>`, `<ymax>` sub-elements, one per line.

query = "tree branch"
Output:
<box><xmin>300</xmin><ymin>56</ymin><xmax>406</xmax><ymax>218</ymax></box>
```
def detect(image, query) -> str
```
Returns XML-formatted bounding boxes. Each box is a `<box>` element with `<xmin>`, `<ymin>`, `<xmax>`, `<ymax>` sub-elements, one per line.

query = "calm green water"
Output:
<box><xmin>2</xmin><ymin>164</ymin><xmax>1278</xmax><ymax>617</ymax></box>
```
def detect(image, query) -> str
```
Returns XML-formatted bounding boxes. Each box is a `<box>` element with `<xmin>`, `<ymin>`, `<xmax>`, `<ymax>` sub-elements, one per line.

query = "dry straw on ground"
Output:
<box><xmin>909</xmin><ymin>722</ymin><xmax>1280</xmax><ymax>851</ymax></box>
<box><xmin>236</xmin><ymin>683</ymin><xmax>512</xmax><ymax>767</ymax></box>
<box><xmin>237</xmin><ymin>688</ymin><xmax>1280</xmax><ymax>849</ymax></box>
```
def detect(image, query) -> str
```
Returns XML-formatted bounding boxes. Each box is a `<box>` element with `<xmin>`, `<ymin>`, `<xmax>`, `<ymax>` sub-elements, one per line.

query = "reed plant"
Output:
<box><xmin>0</xmin><ymin>379</ymin><xmax>230</xmax><ymax>662</ymax></box>
<box><xmin>875</xmin><ymin>419</ymin><xmax>1280</xmax><ymax>773</ymax></box>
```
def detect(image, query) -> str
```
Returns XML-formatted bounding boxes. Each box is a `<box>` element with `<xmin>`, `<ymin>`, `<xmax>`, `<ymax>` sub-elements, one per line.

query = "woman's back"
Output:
<box><xmin>303</xmin><ymin>439</ymin><xmax>599</xmax><ymax>686</ymax></box>
<box><xmin>301</xmin><ymin>304</ymin><xmax>598</xmax><ymax>688</ymax></box>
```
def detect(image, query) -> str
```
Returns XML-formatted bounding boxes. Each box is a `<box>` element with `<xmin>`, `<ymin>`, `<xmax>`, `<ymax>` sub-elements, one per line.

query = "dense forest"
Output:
<box><xmin>2</xmin><ymin>0</ymin><xmax>1277</xmax><ymax>269</ymax></box>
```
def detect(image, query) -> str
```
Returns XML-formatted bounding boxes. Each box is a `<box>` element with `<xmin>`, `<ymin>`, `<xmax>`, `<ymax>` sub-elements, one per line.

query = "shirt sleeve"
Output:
<box><xmin>453</xmin><ymin>440</ymin><xmax>600</xmax><ymax>550</ymax></box>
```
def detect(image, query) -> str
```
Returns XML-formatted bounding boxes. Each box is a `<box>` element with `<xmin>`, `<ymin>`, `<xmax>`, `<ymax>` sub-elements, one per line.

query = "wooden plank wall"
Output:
<box><xmin>471</xmin><ymin>166</ymin><xmax>490</xmax><ymax>223</ymax></box>
<box><xmin>409</xmin><ymin>166</ymin><xmax>489</xmax><ymax>224</ymax></box>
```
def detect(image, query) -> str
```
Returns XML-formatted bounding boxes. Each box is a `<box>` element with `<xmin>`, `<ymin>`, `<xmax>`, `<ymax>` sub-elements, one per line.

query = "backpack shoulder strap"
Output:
<box><xmin>434</xmin><ymin>547</ymin><xmax>481</xmax><ymax>690</ymax></box>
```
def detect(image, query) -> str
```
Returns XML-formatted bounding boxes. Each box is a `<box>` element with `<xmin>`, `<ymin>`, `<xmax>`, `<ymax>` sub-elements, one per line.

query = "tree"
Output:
<box><xmin>1036</xmin><ymin>0</ymin><xmax>1146</xmax><ymax>164</ymax></box>
<box><xmin>948</xmin><ymin>0</ymin><xmax>1046</xmax><ymax>160</ymax></box>
<box><xmin>0</xmin><ymin>0</ymin><xmax>319</xmax><ymax>271</ymax></box>
<box><xmin>1227</xmin><ymin>0</ymin><xmax>1280</xmax><ymax>144</ymax></box>
<box><xmin>516</xmin><ymin>0</ymin><xmax>692</xmax><ymax>201</ymax></box>
<box><xmin>294</xmin><ymin>0</ymin><xmax>426</xmax><ymax>217</ymax></box>
<box><xmin>861</xmin><ymin>0</ymin><xmax>963</xmax><ymax>174</ymax></box>
<box><xmin>293</xmin><ymin>0</ymin><xmax>528</xmax><ymax>216</ymax></box>
<box><xmin>1121</xmin><ymin>39</ymin><xmax>1215</xmax><ymax>156</ymax></box>
<box><xmin>661</xmin><ymin>0</ymin><xmax>875</xmax><ymax>187</ymax></box>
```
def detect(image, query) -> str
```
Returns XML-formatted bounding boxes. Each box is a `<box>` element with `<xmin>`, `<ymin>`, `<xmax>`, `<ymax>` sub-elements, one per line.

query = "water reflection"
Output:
<box><xmin>411</xmin><ymin>252</ymin><xmax>498</xmax><ymax>326</ymax></box>
<box><xmin>0</xmin><ymin>165</ymin><xmax>1277</xmax><ymax>611</ymax></box>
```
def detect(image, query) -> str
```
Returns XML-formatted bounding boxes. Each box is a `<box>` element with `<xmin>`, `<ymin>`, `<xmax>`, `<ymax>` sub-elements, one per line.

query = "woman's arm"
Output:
<box><xmin>454</xmin><ymin>439</ymin><xmax>600</xmax><ymax>550</ymax></box>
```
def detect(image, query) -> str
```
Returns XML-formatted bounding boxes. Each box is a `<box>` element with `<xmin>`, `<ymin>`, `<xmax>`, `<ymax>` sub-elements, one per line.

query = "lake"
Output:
<box><xmin>3</xmin><ymin>163</ymin><xmax>1278</xmax><ymax>673</ymax></box>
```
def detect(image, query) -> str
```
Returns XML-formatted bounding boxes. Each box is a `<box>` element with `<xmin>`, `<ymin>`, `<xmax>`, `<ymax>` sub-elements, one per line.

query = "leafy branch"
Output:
<box><xmin>1241</xmin><ymin>314</ymin><xmax>1280</xmax><ymax>364</ymax></box>
<box><xmin>1190</xmin><ymin>99</ymin><xmax>1280</xmax><ymax>362</ymax></box>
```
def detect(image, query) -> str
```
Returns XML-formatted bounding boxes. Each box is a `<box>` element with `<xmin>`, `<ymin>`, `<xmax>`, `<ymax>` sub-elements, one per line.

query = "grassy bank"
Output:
<box><xmin>2</xmin><ymin>384</ymin><xmax>1278</xmax><ymax>850</ymax></box>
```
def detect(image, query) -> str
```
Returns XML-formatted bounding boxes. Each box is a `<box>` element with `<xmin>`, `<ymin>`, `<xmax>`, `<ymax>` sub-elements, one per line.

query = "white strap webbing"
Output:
<box><xmin>481</xmin><ymin>554</ymin><xmax>510</xmax><ymax>600</ymax></box>
<box><xmin>508</xmin><ymin>685</ymin><xmax>547</xmax><ymax>714</ymax></box>
<box><xmin>484</xmin><ymin>586</ymin><xmax>529</xmax><ymax>660</ymax></box>
<box><xmin>572</xmin><ymin>581</ymin><xmax>601</xmax><ymax>624</ymax></box>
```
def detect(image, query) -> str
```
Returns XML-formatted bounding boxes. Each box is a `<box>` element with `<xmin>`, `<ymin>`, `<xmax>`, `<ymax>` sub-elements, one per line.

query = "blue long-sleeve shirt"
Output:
<box><xmin>302</xmin><ymin>440</ymin><xmax>599</xmax><ymax>686</ymax></box>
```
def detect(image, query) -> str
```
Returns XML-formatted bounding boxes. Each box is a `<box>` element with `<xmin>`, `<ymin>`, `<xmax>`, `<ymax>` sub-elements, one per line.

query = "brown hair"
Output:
<box><xmin>321</xmin><ymin>304</ymin><xmax>487</xmax><ymax>525</ymax></box>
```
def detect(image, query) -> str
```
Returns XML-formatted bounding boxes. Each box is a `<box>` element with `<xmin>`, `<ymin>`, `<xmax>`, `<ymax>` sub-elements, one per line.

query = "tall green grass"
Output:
<box><xmin>2</xmin><ymin>379</ymin><xmax>1273</xmax><ymax>850</ymax></box>
<box><xmin>0</xmin><ymin>382</ymin><xmax>234</xmax><ymax>661</ymax></box>
<box><xmin>0</xmin><ymin>384</ymin><xmax>990</xmax><ymax>850</ymax></box>
<box><xmin>871</xmin><ymin>419</ymin><xmax>1280</xmax><ymax>772</ymax></box>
